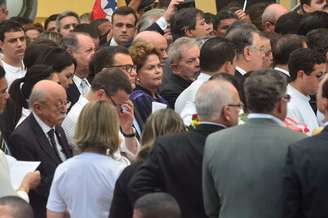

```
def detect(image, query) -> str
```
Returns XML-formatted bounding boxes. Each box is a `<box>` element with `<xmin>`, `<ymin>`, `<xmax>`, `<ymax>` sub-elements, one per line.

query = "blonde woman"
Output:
<box><xmin>110</xmin><ymin>109</ymin><xmax>185</xmax><ymax>218</ymax></box>
<box><xmin>47</xmin><ymin>101</ymin><xmax>128</xmax><ymax>218</ymax></box>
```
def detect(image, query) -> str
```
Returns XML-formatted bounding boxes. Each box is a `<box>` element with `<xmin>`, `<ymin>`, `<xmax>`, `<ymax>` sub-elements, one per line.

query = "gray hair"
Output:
<box><xmin>195</xmin><ymin>80</ymin><xmax>234</xmax><ymax>121</ymax></box>
<box><xmin>137</xmin><ymin>8</ymin><xmax>165</xmax><ymax>32</ymax></box>
<box><xmin>29</xmin><ymin>88</ymin><xmax>47</xmax><ymax>110</ymax></box>
<box><xmin>244</xmin><ymin>69</ymin><xmax>287</xmax><ymax>113</ymax></box>
<box><xmin>168</xmin><ymin>37</ymin><xmax>199</xmax><ymax>64</ymax></box>
<box><xmin>56</xmin><ymin>11</ymin><xmax>80</xmax><ymax>32</ymax></box>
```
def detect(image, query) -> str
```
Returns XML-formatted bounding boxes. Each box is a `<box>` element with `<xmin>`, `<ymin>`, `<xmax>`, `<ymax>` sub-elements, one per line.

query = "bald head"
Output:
<box><xmin>262</xmin><ymin>4</ymin><xmax>289</xmax><ymax>33</ymax></box>
<box><xmin>195</xmin><ymin>79</ymin><xmax>240</xmax><ymax>126</ymax></box>
<box><xmin>134</xmin><ymin>31</ymin><xmax>168</xmax><ymax>61</ymax></box>
<box><xmin>30</xmin><ymin>80</ymin><xmax>67</xmax><ymax>127</ymax></box>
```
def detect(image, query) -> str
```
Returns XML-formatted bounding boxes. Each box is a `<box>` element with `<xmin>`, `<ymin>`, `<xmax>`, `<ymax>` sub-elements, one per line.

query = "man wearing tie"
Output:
<box><xmin>9</xmin><ymin>80</ymin><xmax>72</xmax><ymax>218</ymax></box>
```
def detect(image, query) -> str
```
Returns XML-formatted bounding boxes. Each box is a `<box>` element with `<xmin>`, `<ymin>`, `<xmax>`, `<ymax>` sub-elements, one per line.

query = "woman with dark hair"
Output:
<box><xmin>36</xmin><ymin>47</ymin><xmax>77</xmax><ymax>89</ymax></box>
<box><xmin>8</xmin><ymin>64</ymin><xmax>59</xmax><ymax>127</ymax></box>
<box><xmin>109</xmin><ymin>109</ymin><xmax>185</xmax><ymax>218</ymax></box>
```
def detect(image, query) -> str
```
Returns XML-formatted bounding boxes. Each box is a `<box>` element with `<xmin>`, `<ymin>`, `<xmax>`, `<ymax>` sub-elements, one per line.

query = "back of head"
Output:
<box><xmin>0</xmin><ymin>196</ymin><xmax>34</xmax><ymax>218</ymax></box>
<box><xmin>133</xmin><ymin>192</ymin><xmax>181</xmax><ymax>218</ymax></box>
<box><xmin>213</xmin><ymin>9</ymin><xmax>238</xmax><ymax>31</ymax></box>
<box><xmin>23</xmin><ymin>43</ymin><xmax>54</xmax><ymax>69</ymax></box>
<box><xmin>38</xmin><ymin>31</ymin><xmax>65</xmax><ymax>48</ymax></box>
<box><xmin>200</xmin><ymin>37</ymin><xmax>235</xmax><ymax>73</ymax></box>
<box><xmin>275</xmin><ymin>12</ymin><xmax>303</xmax><ymax>34</ymax></box>
<box><xmin>298</xmin><ymin>11</ymin><xmax>328</xmax><ymax>35</ymax></box>
<box><xmin>138</xmin><ymin>109</ymin><xmax>185</xmax><ymax>160</ymax></box>
<box><xmin>288</xmin><ymin>48</ymin><xmax>325</xmax><ymax>82</ymax></box>
<box><xmin>170</xmin><ymin>7</ymin><xmax>203</xmax><ymax>41</ymax></box>
<box><xmin>91</xmin><ymin>67</ymin><xmax>132</xmax><ymax>95</ymax></box>
<box><xmin>247</xmin><ymin>2</ymin><xmax>270</xmax><ymax>31</ymax></box>
<box><xmin>0</xmin><ymin>20</ymin><xmax>24</xmax><ymax>41</ymax></box>
<box><xmin>244</xmin><ymin>69</ymin><xmax>287</xmax><ymax>114</ymax></box>
<box><xmin>73</xmin><ymin>23</ymin><xmax>99</xmax><ymax>39</ymax></box>
<box><xmin>306</xmin><ymin>28</ymin><xmax>328</xmax><ymax>59</ymax></box>
<box><xmin>273</xmin><ymin>34</ymin><xmax>307</xmax><ymax>66</ymax></box>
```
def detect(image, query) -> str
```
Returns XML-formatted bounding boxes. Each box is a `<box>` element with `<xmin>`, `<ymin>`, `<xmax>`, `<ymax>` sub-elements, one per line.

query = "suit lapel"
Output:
<box><xmin>29</xmin><ymin>114</ymin><xmax>61</xmax><ymax>163</ymax></box>
<box><xmin>55</xmin><ymin>127</ymin><xmax>72</xmax><ymax>158</ymax></box>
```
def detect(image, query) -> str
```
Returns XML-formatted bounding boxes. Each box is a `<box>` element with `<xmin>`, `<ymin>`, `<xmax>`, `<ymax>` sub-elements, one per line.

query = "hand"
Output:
<box><xmin>118</xmin><ymin>100</ymin><xmax>135</xmax><ymax>134</ymax></box>
<box><xmin>18</xmin><ymin>171</ymin><xmax>41</xmax><ymax>193</ymax></box>
<box><xmin>163</xmin><ymin>0</ymin><xmax>184</xmax><ymax>21</ymax></box>
<box><xmin>234</xmin><ymin>9</ymin><xmax>252</xmax><ymax>23</ymax></box>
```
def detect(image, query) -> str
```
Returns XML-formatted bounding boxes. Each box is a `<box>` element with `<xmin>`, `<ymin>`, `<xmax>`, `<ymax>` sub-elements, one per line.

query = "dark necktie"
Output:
<box><xmin>47</xmin><ymin>129</ymin><xmax>61</xmax><ymax>161</ymax></box>
<box><xmin>0</xmin><ymin>130</ymin><xmax>8</xmax><ymax>154</ymax></box>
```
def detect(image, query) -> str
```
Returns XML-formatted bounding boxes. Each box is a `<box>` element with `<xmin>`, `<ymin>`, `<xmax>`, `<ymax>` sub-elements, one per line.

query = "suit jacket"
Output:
<box><xmin>0</xmin><ymin>151</ymin><xmax>16</xmax><ymax>197</ymax></box>
<box><xmin>203</xmin><ymin>118</ymin><xmax>306</xmax><ymax>218</ymax></box>
<box><xmin>284</xmin><ymin>126</ymin><xmax>328</xmax><ymax>218</ymax></box>
<box><xmin>9</xmin><ymin>114</ymin><xmax>72</xmax><ymax>218</ymax></box>
<box><xmin>66</xmin><ymin>82</ymin><xmax>80</xmax><ymax>111</ymax></box>
<box><xmin>129</xmin><ymin>124</ymin><xmax>225</xmax><ymax>218</ymax></box>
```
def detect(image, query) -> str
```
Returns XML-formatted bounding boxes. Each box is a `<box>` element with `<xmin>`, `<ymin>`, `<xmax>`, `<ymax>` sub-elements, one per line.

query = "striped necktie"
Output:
<box><xmin>0</xmin><ymin>131</ymin><xmax>9</xmax><ymax>154</ymax></box>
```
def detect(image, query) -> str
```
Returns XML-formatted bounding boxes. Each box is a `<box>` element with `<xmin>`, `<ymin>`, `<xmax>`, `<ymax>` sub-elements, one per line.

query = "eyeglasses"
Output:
<box><xmin>281</xmin><ymin>94</ymin><xmax>291</xmax><ymax>102</ymax></box>
<box><xmin>111</xmin><ymin>64</ymin><xmax>137</xmax><ymax>74</ymax></box>
<box><xmin>227</xmin><ymin>102</ymin><xmax>243</xmax><ymax>109</ymax></box>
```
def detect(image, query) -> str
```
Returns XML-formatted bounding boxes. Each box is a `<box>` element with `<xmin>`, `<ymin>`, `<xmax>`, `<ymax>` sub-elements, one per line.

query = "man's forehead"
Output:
<box><xmin>4</xmin><ymin>31</ymin><xmax>24</xmax><ymax>39</ymax></box>
<box><xmin>112</xmin><ymin>14</ymin><xmax>136</xmax><ymax>24</ymax></box>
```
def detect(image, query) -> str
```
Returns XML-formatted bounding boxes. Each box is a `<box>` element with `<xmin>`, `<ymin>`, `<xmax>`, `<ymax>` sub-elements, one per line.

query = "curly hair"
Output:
<box><xmin>129</xmin><ymin>40</ymin><xmax>161</xmax><ymax>71</ymax></box>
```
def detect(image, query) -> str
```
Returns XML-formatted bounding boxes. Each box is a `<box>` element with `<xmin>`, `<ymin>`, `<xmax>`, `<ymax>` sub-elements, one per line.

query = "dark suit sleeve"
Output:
<box><xmin>145</xmin><ymin>22</ymin><xmax>165</xmax><ymax>35</ymax></box>
<box><xmin>284</xmin><ymin>145</ymin><xmax>304</xmax><ymax>218</ymax></box>
<box><xmin>128</xmin><ymin>141</ymin><xmax>165</xmax><ymax>204</ymax></box>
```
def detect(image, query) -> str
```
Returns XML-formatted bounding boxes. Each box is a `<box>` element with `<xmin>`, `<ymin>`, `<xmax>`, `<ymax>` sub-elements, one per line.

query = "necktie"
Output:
<box><xmin>80</xmin><ymin>79</ymin><xmax>89</xmax><ymax>96</ymax></box>
<box><xmin>47</xmin><ymin>129</ymin><xmax>61</xmax><ymax>161</ymax></box>
<box><xmin>0</xmin><ymin>131</ymin><xmax>8</xmax><ymax>154</ymax></box>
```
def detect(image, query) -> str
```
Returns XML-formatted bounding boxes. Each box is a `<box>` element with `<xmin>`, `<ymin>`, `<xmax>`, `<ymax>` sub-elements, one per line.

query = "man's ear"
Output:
<box><xmin>184</xmin><ymin>28</ymin><xmax>193</xmax><ymax>37</ymax></box>
<box><xmin>264</xmin><ymin>21</ymin><xmax>274</xmax><ymax>33</ymax></box>
<box><xmin>243</xmin><ymin>46</ymin><xmax>252</xmax><ymax>61</ymax></box>
<box><xmin>297</xmin><ymin>70</ymin><xmax>305</xmax><ymax>79</ymax></box>
<box><xmin>302</xmin><ymin>4</ymin><xmax>312</xmax><ymax>13</ymax></box>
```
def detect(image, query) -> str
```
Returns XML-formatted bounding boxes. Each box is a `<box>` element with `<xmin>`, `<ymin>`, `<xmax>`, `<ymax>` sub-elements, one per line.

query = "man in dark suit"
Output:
<box><xmin>284</xmin><ymin>76</ymin><xmax>328</xmax><ymax>218</ymax></box>
<box><xmin>9</xmin><ymin>80</ymin><xmax>73</xmax><ymax>218</ymax></box>
<box><xmin>129</xmin><ymin>78</ymin><xmax>241</xmax><ymax>218</ymax></box>
<box><xmin>203</xmin><ymin>70</ymin><xmax>306</xmax><ymax>218</ymax></box>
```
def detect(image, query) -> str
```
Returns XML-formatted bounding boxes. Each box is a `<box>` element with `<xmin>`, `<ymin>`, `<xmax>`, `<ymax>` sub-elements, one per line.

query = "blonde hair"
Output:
<box><xmin>129</xmin><ymin>40</ymin><xmax>161</xmax><ymax>71</ymax></box>
<box><xmin>74</xmin><ymin>101</ymin><xmax>120</xmax><ymax>155</ymax></box>
<box><xmin>137</xmin><ymin>109</ymin><xmax>186</xmax><ymax>161</ymax></box>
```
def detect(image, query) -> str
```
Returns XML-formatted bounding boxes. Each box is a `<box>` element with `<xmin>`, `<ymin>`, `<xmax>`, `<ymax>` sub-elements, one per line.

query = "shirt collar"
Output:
<box><xmin>110</xmin><ymin>38</ymin><xmax>119</xmax><ymax>46</ymax></box>
<box><xmin>33</xmin><ymin>112</ymin><xmax>53</xmax><ymax>134</ymax></box>
<box><xmin>287</xmin><ymin>84</ymin><xmax>311</xmax><ymax>101</ymax></box>
<box><xmin>235</xmin><ymin>66</ymin><xmax>247</xmax><ymax>76</ymax></box>
<box><xmin>247</xmin><ymin>113</ymin><xmax>285</xmax><ymax>126</ymax></box>
<box><xmin>197</xmin><ymin>72</ymin><xmax>211</xmax><ymax>81</ymax></box>
<box><xmin>274</xmin><ymin>67</ymin><xmax>290</xmax><ymax>77</ymax></box>
<box><xmin>199</xmin><ymin>121</ymin><xmax>227</xmax><ymax>128</ymax></box>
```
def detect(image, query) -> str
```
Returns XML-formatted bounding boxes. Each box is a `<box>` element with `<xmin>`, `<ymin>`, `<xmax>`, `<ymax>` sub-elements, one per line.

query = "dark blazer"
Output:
<box><xmin>284</xmin><ymin>126</ymin><xmax>328</xmax><ymax>218</ymax></box>
<box><xmin>145</xmin><ymin>22</ymin><xmax>164</xmax><ymax>35</ymax></box>
<box><xmin>128</xmin><ymin>124</ymin><xmax>225</xmax><ymax>218</ymax></box>
<box><xmin>66</xmin><ymin>82</ymin><xmax>80</xmax><ymax>111</ymax></box>
<box><xmin>9</xmin><ymin>114</ymin><xmax>72</xmax><ymax>218</ymax></box>
<box><xmin>159</xmin><ymin>73</ymin><xmax>192</xmax><ymax>109</ymax></box>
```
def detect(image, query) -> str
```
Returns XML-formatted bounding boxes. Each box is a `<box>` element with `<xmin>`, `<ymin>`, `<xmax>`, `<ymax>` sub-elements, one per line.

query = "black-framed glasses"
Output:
<box><xmin>111</xmin><ymin>64</ymin><xmax>137</xmax><ymax>74</ymax></box>
<box><xmin>281</xmin><ymin>94</ymin><xmax>291</xmax><ymax>102</ymax></box>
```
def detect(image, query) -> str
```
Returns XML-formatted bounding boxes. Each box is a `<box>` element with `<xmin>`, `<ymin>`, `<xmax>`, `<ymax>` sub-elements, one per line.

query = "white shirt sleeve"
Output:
<box><xmin>155</xmin><ymin>16</ymin><xmax>168</xmax><ymax>31</ymax></box>
<box><xmin>46</xmin><ymin>168</ymin><xmax>66</xmax><ymax>212</ymax></box>
<box><xmin>180</xmin><ymin>101</ymin><xmax>196</xmax><ymax>126</ymax></box>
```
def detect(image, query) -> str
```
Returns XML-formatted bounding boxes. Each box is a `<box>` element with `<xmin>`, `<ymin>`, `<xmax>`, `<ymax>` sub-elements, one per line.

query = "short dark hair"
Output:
<box><xmin>213</xmin><ymin>9</ymin><xmax>238</xmax><ymax>30</ymax></box>
<box><xmin>44</xmin><ymin>14</ymin><xmax>58</xmax><ymax>30</ymax></box>
<box><xmin>112</xmin><ymin>6</ymin><xmax>138</xmax><ymax>26</ymax></box>
<box><xmin>73</xmin><ymin>23</ymin><xmax>99</xmax><ymax>39</ymax></box>
<box><xmin>247</xmin><ymin>2</ymin><xmax>270</xmax><ymax>31</ymax></box>
<box><xmin>91</xmin><ymin>68</ymin><xmax>132</xmax><ymax>95</ymax></box>
<box><xmin>244</xmin><ymin>69</ymin><xmax>287</xmax><ymax>114</ymax></box>
<box><xmin>300</xmin><ymin>0</ymin><xmax>311</xmax><ymax>5</ymax></box>
<box><xmin>0</xmin><ymin>20</ymin><xmax>24</xmax><ymax>41</ymax></box>
<box><xmin>134</xmin><ymin>193</ymin><xmax>181</xmax><ymax>218</ymax></box>
<box><xmin>200</xmin><ymin>37</ymin><xmax>235</xmax><ymax>73</ymax></box>
<box><xmin>170</xmin><ymin>8</ymin><xmax>204</xmax><ymax>41</ymax></box>
<box><xmin>89</xmin><ymin>46</ymin><xmax>129</xmax><ymax>81</ymax></box>
<box><xmin>298</xmin><ymin>11</ymin><xmax>328</xmax><ymax>35</ymax></box>
<box><xmin>275</xmin><ymin>12</ymin><xmax>303</xmax><ymax>35</ymax></box>
<box><xmin>0</xmin><ymin>196</ymin><xmax>34</xmax><ymax>218</ymax></box>
<box><xmin>306</xmin><ymin>28</ymin><xmax>328</xmax><ymax>60</ymax></box>
<box><xmin>322</xmin><ymin>78</ymin><xmax>328</xmax><ymax>98</ymax></box>
<box><xmin>273</xmin><ymin>34</ymin><xmax>307</xmax><ymax>66</ymax></box>
<box><xmin>288</xmin><ymin>48</ymin><xmax>325</xmax><ymax>82</ymax></box>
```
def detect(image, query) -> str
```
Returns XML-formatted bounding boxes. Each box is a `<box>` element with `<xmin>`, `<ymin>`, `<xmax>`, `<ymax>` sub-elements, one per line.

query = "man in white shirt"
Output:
<box><xmin>287</xmin><ymin>48</ymin><xmax>326</xmax><ymax>132</ymax></box>
<box><xmin>62</xmin><ymin>68</ymin><xmax>139</xmax><ymax>159</ymax></box>
<box><xmin>64</xmin><ymin>32</ymin><xmax>96</xmax><ymax>107</ymax></box>
<box><xmin>0</xmin><ymin>20</ymin><xmax>26</xmax><ymax>87</ymax></box>
<box><xmin>175</xmin><ymin>37</ymin><xmax>236</xmax><ymax>125</ymax></box>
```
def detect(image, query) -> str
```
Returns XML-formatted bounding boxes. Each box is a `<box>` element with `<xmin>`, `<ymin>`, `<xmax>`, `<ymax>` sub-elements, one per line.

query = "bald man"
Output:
<box><xmin>262</xmin><ymin>3</ymin><xmax>289</xmax><ymax>33</ymax></box>
<box><xmin>9</xmin><ymin>80</ymin><xmax>72</xmax><ymax>218</ymax></box>
<box><xmin>134</xmin><ymin>31</ymin><xmax>168</xmax><ymax>62</ymax></box>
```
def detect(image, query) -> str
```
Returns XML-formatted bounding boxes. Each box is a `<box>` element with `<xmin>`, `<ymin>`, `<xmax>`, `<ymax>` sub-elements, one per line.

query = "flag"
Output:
<box><xmin>91</xmin><ymin>0</ymin><xmax>124</xmax><ymax>21</ymax></box>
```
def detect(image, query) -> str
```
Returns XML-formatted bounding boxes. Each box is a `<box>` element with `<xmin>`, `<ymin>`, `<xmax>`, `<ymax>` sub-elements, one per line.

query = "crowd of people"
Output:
<box><xmin>0</xmin><ymin>0</ymin><xmax>328</xmax><ymax>217</ymax></box>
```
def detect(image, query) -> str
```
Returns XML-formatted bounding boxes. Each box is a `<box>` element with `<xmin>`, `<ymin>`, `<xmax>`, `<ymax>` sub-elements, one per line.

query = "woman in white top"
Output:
<box><xmin>47</xmin><ymin>101</ymin><xmax>128</xmax><ymax>218</ymax></box>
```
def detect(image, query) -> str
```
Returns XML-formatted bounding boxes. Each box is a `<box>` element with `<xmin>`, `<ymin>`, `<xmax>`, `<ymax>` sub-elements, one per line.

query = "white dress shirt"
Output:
<box><xmin>235</xmin><ymin>66</ymin><xmax>247</xmax><ymax>76</ymax></box>
<box><xmin>33</xmin><ymin>113</ymin><xmax>67</xmax><ymax>161</ymax></box>
<box><xmin>61</xmin><ymin>95</ymin><xmax>131</xmax><ymax>164</ymax></box>
<box><xmin>1</xmin><ymin>60</ymin><xmax>26</xmax><ymax>88</ymax></box>
<box><xmin>47</xmin><ymin>152</ymin><xmax>128</xmax><ymax>218</ymax></box>
<box><xmin>287</xmin><ymin>84</ymin><xmax>319</xmax><ymax>132</ymax></box>
<box><xmin>174</xmin><ymin>73</ymin><xmax>211</xmax><ymax>126</ymax></box>
<box><xmin>72</xmin><ymin>75</ymin><xmax>90</xmax><ymax>96</ymax></box>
